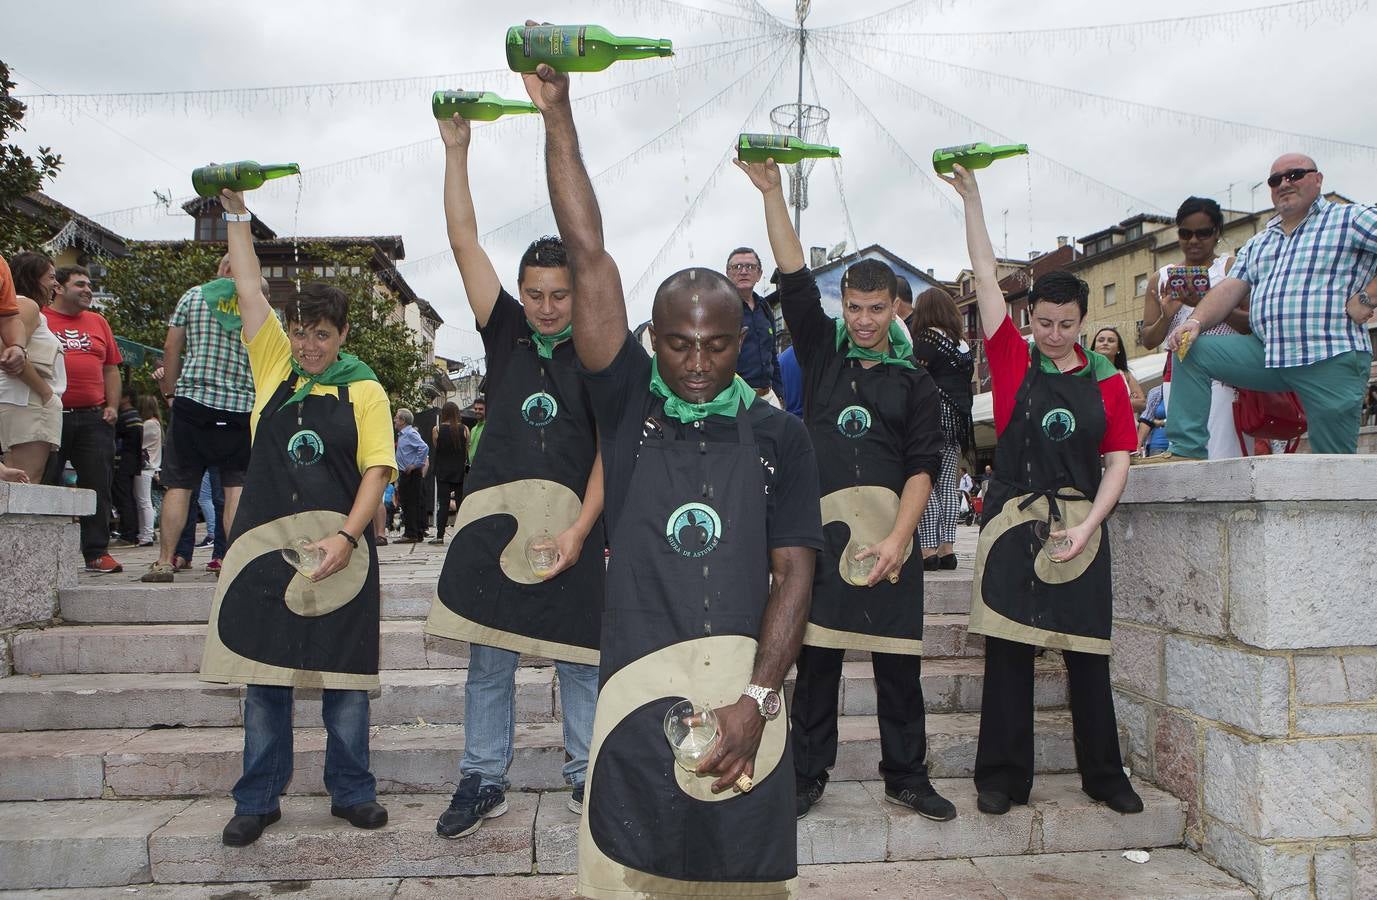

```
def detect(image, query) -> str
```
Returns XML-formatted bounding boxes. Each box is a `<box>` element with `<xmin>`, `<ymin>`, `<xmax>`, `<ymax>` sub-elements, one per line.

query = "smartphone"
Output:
<box><xmin>1166</xmin><ymin>266</ymin><xmax>1210</xmax><ymax>301</ymax></box>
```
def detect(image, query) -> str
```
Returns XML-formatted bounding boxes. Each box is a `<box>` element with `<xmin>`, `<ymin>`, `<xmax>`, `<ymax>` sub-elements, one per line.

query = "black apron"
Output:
<box><xmin>802</xmin><ymin>351</ymin><xmax>923</xmax><ymax>655</ymax></box>
<box><xmin>426</xmin><ymin>338</ymin><xmax>604</xmax><ymax>665</ymax></box>
<box><xmin>577</xmin><ymin>402</ymin><xmax>797</xmax><ymax>900</ymax></box>
<box><xmin>200</xmin><ymin>376</ymin><xmax>381</xmax><ymax>690</ymax></box>
<box><xmin>969</xmin><ymin>349</ymin><xmax>1113</xmax><ymax>654</ymax></box>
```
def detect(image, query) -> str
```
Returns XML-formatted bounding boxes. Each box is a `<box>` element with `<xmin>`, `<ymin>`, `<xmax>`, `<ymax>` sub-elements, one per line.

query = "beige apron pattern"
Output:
<box><xmin>577</xmin><ymin>633</ymin><xmax>796</xmax><ymax>900</ymax></box>
<box><xmin>803</xmin><ymin>484</ymin><xmax>921</xmax><ymax>655</ymax></box>
<box><xmin>968</xmin><ymin>489</ymin><xmax>1110</xmax><ymax>655</ymax></box>
<box><xmin>424</xmin><ymin>477</ymin><xmax>597</xmax><ymax>665</ymax></box>
<box><xmin>200</xmin><ymin>508</ymin><xmax>378</xmax><ymax>691</ymax></box>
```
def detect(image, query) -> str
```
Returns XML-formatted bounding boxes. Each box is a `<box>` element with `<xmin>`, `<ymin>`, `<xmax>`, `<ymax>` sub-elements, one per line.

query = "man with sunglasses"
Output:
<box><xmin>726</xmin><ymin>247</ymin><xmax>785</xmax><ymax>406</ymax></box>
<box><xmin>1158</xmin><ymin>153</ymin><xmax>1377</xmax><ymax>457</ymax></box>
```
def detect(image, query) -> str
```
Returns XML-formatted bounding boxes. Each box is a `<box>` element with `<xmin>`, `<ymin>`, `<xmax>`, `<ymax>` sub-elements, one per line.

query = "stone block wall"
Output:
<box><xmin>1111</xmin><ymin>456</ymin><xmax>1377</xmax><ymax>899</ymax></box>
<box><xmin>0</xmin><ymin>483</ymin><xmax>94</xmax><ymax>674</ymax></box>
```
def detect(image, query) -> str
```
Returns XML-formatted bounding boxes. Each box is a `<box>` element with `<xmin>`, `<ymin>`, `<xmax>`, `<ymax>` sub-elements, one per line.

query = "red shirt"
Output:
<box><xmin>985</xmin><ymin>316</ymin><xmax>1136</xmax><ymax>454</ymax></box>
<box><xmin>0</xmin><ymin>256</ymin><xmax>17</xmax><ymax>317</ymax></box>
<box><xmin>42</xmin><ymin>307</ymin><xmax>122</xmax><ymax>409</ymax></box>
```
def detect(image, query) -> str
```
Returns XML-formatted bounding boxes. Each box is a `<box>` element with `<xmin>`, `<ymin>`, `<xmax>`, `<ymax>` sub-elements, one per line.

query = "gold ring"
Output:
<box><xmin>734</xmin><ymin>774</ymin><xmax>753</xmax><ymax>793</ymax></box>
<box><xmin>887</xmin><ymin>572</ymin><xmax>899</xmax><ymax>584</ymax></box>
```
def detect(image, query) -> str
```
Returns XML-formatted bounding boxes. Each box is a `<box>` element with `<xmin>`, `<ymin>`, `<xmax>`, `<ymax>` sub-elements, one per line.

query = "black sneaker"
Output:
<box><xmin>221</xmin><ymin>809</ymin><xmax>281</xmax><ymax>846</ymax></box>
<box><xmin>436</xmin><ymin>774</ymin><xmax>509</xmax><ymax>839</ymax></box>
<box><xmin>796</xmin><ymin>779</ymin><xmax>825</xmax><ymax>819</ymax></box>
<box><xmin>567</xmin><ymin>784</ymin><xmax>584</xmax><ymax>815</ymax></box>
<box><xmin>884</xmin><ymin>783</ymin><xmax>957</xmax><ymax>821</ymax></box>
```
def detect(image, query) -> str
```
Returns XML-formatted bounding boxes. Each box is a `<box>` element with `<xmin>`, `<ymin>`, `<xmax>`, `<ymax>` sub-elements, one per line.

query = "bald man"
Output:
<box><xmin>1155</xmin><ymin>153</ymin><xmax>1377</xmax><ymax>458</ymax></box>
<box><xmin>528</xmin><ymin>58</ymin><xmax>823</xmax><ymax>900</ymax></box>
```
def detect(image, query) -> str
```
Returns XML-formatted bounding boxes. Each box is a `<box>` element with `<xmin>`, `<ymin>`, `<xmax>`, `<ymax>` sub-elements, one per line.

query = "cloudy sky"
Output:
<box><xmin>7</xmin><ymin>0</ymin><xmax>1375</xmax><ymax>364</ymax></box>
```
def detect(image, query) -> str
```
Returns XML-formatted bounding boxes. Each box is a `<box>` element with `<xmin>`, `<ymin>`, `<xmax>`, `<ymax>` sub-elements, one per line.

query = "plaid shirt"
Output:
<box><xmin>168</xmin><ymin>285</ymin><xmax>255</xmax><ymax>413</ymax></box>
<box><xmin>1233</xmin><ymin>198</ymin><xmax>1377</xmax><ymax>368</ymax></box>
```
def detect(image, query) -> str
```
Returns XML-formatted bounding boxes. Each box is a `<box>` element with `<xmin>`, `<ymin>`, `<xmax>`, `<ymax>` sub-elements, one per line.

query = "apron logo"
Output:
<box><xmin>521</xmin><ymin>391</ymin><xmax>559</xmax><ymax>427</ymax></box>
<box><xmin>837</xmin><ymin>405</ymin><xmax>871</xmax><ymax>438</ymax></box>
<box><xmin>287</xmin><ymin>429</ymin><xmax>325</xmax><ymax>465</ymax></box>
<box><xmin>665</xmin><ymin>502</ymin><xmax>722</xmax><ymax>558</ymax></box>
<box><xmin>1041</xmin><ymin>408</ymin><xmax>1077</xmax><ymax>442</ymax></box>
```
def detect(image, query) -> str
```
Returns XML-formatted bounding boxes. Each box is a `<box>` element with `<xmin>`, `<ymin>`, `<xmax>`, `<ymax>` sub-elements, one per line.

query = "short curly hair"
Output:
<box><xmin>518</xmin><ymin>236</ymin><xmax>568</xmax><ymax>285</ymax></box>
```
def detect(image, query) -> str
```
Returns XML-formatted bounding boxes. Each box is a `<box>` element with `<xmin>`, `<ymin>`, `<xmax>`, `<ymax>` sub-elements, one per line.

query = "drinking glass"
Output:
<box><xmin>844</xmin><ymin>541</ymin><xmax>875</xmax><ymax>586</ymax></box>
<box><xmin>663</xmin><ymin>699</ymin><xmax>719</xmax><ymax>772</ymax></box>
<box><xmin>1032</xmin><ymin>516</ymin><xmax>1074</xmax><ymax>563</ymax></box>
<box><xmin>281</xmin><ymin>536</ymin><xmax>325</xmax><ymax>577</ymax></box>
<box><xmin>525</xmin><ymin>532</ymin><xmax>559</xmax><ymax>578</ymax></box>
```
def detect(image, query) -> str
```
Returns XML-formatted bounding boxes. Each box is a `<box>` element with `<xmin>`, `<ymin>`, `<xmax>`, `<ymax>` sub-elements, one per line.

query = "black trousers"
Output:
<box><xmin>974</xmin><ymin>635</ymin><xmax>1131</xmax><ymax>803</ymax></box>
<box><xmin>791</xmin><ymin>644</ymin><xmax>930</xmax><ymax>791</ymax></box>
<box><xmin>45</xmin><ymin>409</ymin><xmax>114</xmax><ymax>561</ymax></box>
<box><xmin>110</xmin><ymin>465</ymin><xmax>140</xmax><ymax>542</ymax></box>
<box><xmin>398</xmin><ymin>470</ymin><xmax>424</xmax><ymax>538</ymax></box>
<box><xmin>434</xmin><ymin>479</ymin><xmax>463</xmax><ymax>538</ymax></box>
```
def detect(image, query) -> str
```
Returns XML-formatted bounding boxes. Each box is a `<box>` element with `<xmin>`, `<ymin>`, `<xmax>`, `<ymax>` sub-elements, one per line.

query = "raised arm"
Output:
<box><xmin>735</xmin><ymin>158</ymin><xmax>805</xmax><ymax>274</ymax></box>
<box><xmin>438</xmin><ymin>113</ymin><xmax>502</xmax><ymax>328</ymax></box>
<box><xmin>524</xmin><ymin>61</ymin><xmax>627</xmax><ymax>372</ymax></box>
<box><xmin>219</xmin><ymin>189</ymin><xmax>271</xmax><ymax>342</ymax></box>
<box><xmin>938</xmin><ymin>165</ymin><xmax>1006</xmax><ymax>339</ymax></box>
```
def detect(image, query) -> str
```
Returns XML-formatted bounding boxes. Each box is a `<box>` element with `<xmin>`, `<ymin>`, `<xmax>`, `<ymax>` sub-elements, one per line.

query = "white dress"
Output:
<box><xmin>1156</xmin><ymin>255</ymin><xmax>1244</xmax><ymax>459</ymax></box>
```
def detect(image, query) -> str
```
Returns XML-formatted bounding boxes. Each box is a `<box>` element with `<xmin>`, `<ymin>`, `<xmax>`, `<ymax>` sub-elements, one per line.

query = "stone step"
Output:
<box><xmin>9</xmin><ymin>615</ymin><xmax>986</xmax><ymax>676</ymax></box>
<box><xmin>56</xmin><ymin>574</ymin><xmax>976</xmax><ymax>625</ymax></box>
<box><xmin>0</xmin><ymin>657</ymin><xmax>1066</xmax><ymax>731</ymax></box>
<box><xmin>0</xmin><ymin>850</ymin><xmax>1254</xmax><ymax>898</ymax></box>
<box><xmin>0</xmin><ymin>709</ymin><xmax>1088</xmax><ymax>801</ymax></box>
<box><xmin>0</xmin><ymin>777</ymin><xmax>1187</xmax><ymax>889</ymax></box>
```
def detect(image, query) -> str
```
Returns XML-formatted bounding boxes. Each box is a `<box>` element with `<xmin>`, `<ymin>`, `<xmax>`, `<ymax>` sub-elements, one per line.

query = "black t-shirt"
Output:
<box><xmin>777</xmin><ymin>266</ymin><xmax>942</xmax><ymax>487</ymax></box>
<box><xmin>468</xmin><ymin>288</ymin><xmax>597</xmax><ymax>495</ymax></box>
<box><xmin>582</xmin><ymin>333</ymin><xmax>824</xmax><ymax>552</ymax></box>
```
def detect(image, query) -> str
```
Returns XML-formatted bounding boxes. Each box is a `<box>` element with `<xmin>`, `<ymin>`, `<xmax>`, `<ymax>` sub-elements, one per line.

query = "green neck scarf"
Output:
<box><xmin>649</xmin><ymin>357</ymin><xmax>756</xmax><ymax>423</ymax></box>
<box><xmin>280</xmin><ymin>353</ymin><xmax>379</xmax><ymax>409</ymax></box>
<box><xmin>201</xmin><ymin>278</ymin><xmax>242</xmax><ymax>333</ymax></box>
<box><xmin>529</xmin><ymin>322</ymin><xmax>573</xmax><ymax>359</ymax></box>
<box><xmin>834</xmin><ymin>319</ymin><xmax>916</xmax><ymax>369</ymax></box>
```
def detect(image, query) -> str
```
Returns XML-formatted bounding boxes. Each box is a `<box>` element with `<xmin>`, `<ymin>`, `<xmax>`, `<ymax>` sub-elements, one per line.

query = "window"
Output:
<box><xmin>1088</xmin><ymin>236</ymin><xmax>1114</xmax><ymax>255</ymax></box>
<box><xmin>1135</xmin><ymin>274</ymin><xmax>1148</xmax><ymax>296</ymax></box>
<box><xmin>1104</xmin><ymin>283</ymin><xmax>1118</xmax><ymax>307</ymax></box>
<box><xmin>1125</xmin><ymin>224</ymin><xmax>1143</xmax><ymax>241</ymax></box>
<box><xmin>1018</xmin><ymin>306</ymin><xmax>1030</xmax><ymax>327</ymax></box>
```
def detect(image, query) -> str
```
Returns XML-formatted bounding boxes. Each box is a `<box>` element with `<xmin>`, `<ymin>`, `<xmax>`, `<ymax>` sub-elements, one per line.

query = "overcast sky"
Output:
<box><xmin>7</xmin><ymin>0</ymin><xmax>1375</xmax><ymax>363</ymax></box>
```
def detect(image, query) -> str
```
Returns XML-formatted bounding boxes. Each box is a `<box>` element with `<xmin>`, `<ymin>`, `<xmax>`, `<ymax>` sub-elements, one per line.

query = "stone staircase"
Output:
<box><xmin>0</xmin><ymin>540</ymin><xmax>1252</xmax><ymax>897</ymax></box>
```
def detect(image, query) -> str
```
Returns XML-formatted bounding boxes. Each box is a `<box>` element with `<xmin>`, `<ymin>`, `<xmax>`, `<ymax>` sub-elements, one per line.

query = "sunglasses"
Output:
<box><xmin>1266</xmin><ymin>167</ymin><xmax>1317</xmax><ymax>189</ymax></box>
<box><xmin>1178</xmin><ymin>227</ymin><xmax>1217</xmax><ymax>241</ymax></box>
<box><xmin>727</xmin><ymin>263</ymin><xmax>760</xmax><ymax>273</ymax></box>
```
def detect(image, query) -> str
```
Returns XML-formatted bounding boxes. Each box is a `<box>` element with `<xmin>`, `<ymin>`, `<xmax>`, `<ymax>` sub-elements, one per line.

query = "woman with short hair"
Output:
<box><xmin>0</xmin><ymin>252</ymin><xmax>66</xmax><ymax>483</ymax></box>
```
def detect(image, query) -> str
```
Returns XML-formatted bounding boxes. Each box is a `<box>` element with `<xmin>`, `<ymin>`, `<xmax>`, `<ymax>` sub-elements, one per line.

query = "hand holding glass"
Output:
<box><xmin>1033</xmin><ymin>517</ymin><xmax>1074</xmax><ymax>563</ymax></box>
<box><xmin>663</xmin><ymin>699</ymin><xmax>719</xmax><ymax>772</ymax></box>
<box><xmin>281</xmin><ymin>537</ymin><xmax>326</xmax><ymax>577</ymax></box>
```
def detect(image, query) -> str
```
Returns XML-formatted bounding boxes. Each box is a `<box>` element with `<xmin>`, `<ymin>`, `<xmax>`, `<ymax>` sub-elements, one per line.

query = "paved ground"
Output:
<box><xmin>88</xmin><ymin>524</ymin><xmax>984</xmax><ymax>588</ymax></box>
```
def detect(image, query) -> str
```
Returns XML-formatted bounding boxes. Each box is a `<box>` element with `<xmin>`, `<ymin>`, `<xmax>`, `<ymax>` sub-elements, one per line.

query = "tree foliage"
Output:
<box><xmin>0</xmin><ymin>59</ymin><xmax>62</xmax><ymax>257</ymax></box>
<box><xmin>295</xmin><ymin>242</ymin><xmax>433</xmax><ymax>411</ymax></box>
<box><xmin>101</xmin><ymin>240</ymin><xmax>433</xmax><ymax>409</ymax></box>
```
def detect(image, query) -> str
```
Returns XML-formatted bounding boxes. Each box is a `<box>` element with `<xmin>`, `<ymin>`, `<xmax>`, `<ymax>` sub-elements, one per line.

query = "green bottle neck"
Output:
<box><xmin>259</xmin><ymin>163</ymin><xmax>301</xmax><ymax>180</ymax></box>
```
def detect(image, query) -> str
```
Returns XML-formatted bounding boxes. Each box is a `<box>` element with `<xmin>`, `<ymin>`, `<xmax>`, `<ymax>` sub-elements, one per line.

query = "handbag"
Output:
<box><xmin>1233</xmin><ymin>388</ymin><xmax>1306</xmax><ymax>453</ymax></box>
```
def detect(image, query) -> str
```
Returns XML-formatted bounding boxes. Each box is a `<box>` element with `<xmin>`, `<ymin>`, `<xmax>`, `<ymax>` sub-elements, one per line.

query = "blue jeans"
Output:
<box><xmin>460</xmin><ymin>643</ymin><xmax>598</xmax><ymax>790</ymax></box>
<box><xmin>232</xmin><ymin>684</ymin><xmax>376</xmax><ymax>815</ymax></box>
<box><xmin>176</xmin><ymin>468</ymin><xmax>225</xmax><ymax>560</ymax></box>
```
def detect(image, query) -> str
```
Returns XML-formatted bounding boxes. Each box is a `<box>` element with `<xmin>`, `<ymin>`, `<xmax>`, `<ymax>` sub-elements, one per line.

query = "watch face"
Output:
<box><xmin>762</xmin><ymin>690</ymin><xmax>782</xmax><ymax>718</ymax></box>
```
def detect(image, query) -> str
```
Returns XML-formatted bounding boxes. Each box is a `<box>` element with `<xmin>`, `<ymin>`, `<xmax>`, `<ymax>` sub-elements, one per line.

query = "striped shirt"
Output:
<box><xmin>1232</xmin><ymin>198</ymin><xmax>1377</xmax><ymax>368</ymax></box>
<box><xmin>168</xmin><ymin>284</ymin><xmax>255</xmax><ymax>413</ymax></box>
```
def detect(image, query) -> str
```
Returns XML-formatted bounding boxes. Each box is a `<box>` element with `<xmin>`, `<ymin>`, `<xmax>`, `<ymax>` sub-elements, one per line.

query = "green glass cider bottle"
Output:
<box><xmin>506</xmin><ymin>25</ymin><xmax>673</xmax><ymax>73</ymax></box>
<box><xmin>931</xmin><ymin>142</ymin><xmax>1029</xmax><ymax>175</ymax></box>
<box><xmin>737</xmin><ymin>133</ymin><xmax>841</xmax><ymax>165</ymax></box>
<box><xmin>432</xmin><ymin>90</ymin><xmax>538</xmax><ymax>121</ymax></box>
<box><xmin>192</xmin><ymin>161</ymin><xmax>301</xmax><ymax>197</ymax></box>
